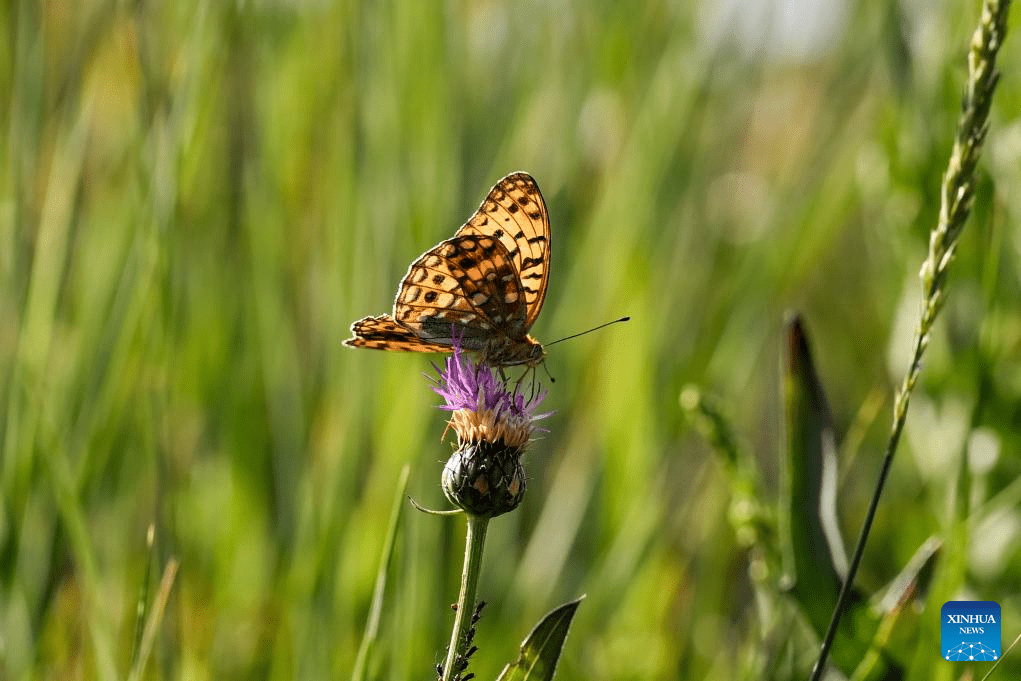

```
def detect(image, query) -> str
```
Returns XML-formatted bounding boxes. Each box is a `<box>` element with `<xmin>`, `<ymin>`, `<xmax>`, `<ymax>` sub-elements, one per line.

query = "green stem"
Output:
<box><xmin>808</xmin><ymin>1</ymin><xmax>1011</xmax><ymax>678</ymax></box>
<box><xmin>442</xmin><ymin>514</ymin><xmax>489</xmax><ymax>681</ymax></box>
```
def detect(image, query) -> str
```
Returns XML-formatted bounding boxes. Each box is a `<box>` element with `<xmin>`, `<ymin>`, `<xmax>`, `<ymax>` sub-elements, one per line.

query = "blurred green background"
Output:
<box><xmin>1</xmin><ymin>0</ymin><xmax>1020</xmax><ymax>679</ymax></box>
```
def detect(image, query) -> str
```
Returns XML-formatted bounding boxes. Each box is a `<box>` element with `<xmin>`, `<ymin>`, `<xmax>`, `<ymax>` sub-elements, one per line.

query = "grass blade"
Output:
<box><xmin>351</xmin><ymin>464</ymin><xmax>411</xmax><ymax>681</ymax></box>
<box><xmin>127</xmin><ymin>557</ymin><xmax>179</xmax><ymax>681</ymax></box>
<box><xmin>784</xmin><ymin>316</ymin><xmax>881</xmax><ymax>675</ymax></box>
<box><xmin>781</xmin><ymin>315</ymin><xmax>847</xmax><ymax>625</ymax></box>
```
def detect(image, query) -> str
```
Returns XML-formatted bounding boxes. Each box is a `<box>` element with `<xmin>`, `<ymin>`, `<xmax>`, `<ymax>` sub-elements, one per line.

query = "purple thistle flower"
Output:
<box><xmin>429</xmin><ymin>334</ymin><xmax>551</xmax><ymax>517</ymax></box>
<box><xmin>429</xmin><ymin>336</ymin><xmax>550</xmax><ymax>450</ymax></box>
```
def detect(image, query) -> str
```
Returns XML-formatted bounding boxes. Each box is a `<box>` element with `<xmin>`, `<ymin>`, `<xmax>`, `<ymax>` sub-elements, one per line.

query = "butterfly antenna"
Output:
<box><xmin>546</xmin><ymin>316</ymin><xmax>631</xmax><ymax>347</ymax></box>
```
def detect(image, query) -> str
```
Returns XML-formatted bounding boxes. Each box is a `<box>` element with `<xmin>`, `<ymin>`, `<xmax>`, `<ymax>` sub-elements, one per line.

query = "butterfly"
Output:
<box><xmin>344</xmin><ymin>172</ymin><xmax>550</xmax><ymax>368</ymax></box>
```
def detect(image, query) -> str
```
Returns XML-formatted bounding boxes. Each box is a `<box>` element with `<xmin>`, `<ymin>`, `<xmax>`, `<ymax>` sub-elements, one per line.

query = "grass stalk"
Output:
<box><xmin>980</xmin><ymin>631</ymin><xmax>1021</xmax><ymax>680</ymax></box>
<box><xmin>131</xmin><ymin>525</ymin><xmax>157</xmax><ymax>667</ymax></box>
<box><xmin>809</xmin><ymin>1</ymin><xmax>1012</xmax><ymax>678</ymax></box>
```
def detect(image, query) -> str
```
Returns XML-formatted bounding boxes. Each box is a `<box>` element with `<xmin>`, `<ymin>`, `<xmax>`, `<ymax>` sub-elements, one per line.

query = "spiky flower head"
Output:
<box><xmin>430</xmin><ymin>338</ymin><xmax>550</xmax><ymax>517</ymax></box>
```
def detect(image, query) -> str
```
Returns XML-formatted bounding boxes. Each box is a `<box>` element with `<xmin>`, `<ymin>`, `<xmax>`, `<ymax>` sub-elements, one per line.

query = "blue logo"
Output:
<box><xmin>942</xmin><ymin>601</ymin><xmax>1000</xmax><ymax>661</ymax></box>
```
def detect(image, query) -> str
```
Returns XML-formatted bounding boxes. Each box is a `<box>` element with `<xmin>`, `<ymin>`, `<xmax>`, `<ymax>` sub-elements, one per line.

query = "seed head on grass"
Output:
<box><xmin>809</xmin><ymin>1</ymin><xmax>1012</xmax><ymax>679</ymax></box>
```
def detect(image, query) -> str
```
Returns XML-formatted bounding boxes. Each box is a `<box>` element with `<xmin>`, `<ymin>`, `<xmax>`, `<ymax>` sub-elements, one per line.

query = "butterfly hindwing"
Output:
<box><xmin>344</xmin><ymin>314</ymin><xmax>451</xmax><ymax>353</ymax></box>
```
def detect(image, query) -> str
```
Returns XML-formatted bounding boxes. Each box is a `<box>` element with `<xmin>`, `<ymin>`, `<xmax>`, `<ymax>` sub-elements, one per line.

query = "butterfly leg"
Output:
<box><xmin>526</xmin><ymin>373</ymin><xmax>540</xmax><ymax>404</ymax></box>
<box><xmin>540</xmin><ymin>359</ymin><xmax>556</xmax><ymax>385</ymax></box>
<box><xmin>512</xmin><ymin>365</ymin><xmax>535</xmax><ymax>399</ymax></box>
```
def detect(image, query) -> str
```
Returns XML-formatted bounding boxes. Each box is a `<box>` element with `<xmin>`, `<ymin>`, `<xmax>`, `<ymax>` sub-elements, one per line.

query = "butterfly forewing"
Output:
<box><xmin>345</xmin><ymin>171</ymin><xmax>550</xmax><ymax>367</ymax></box>
<box><xmin>457</xmin><ymin>172</ymin><xmax>550</xmax><ymax>326</ymax></box>
<box><xmin>393</xmin><ymin>235</ymin><xmax>527</xmax><ymax>348</ymax></box>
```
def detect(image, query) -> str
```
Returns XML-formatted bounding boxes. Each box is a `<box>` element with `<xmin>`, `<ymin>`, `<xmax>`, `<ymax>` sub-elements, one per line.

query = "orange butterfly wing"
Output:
<box><xmin>345</xmin><ymin>314</ymin><xmax>451</xmax><ymax>353</ymax></box>
<box><xmin>456</xmin><ymin>172</ymin><xmax>550</xmax><ymax>327</ymax></box>
<box><xmin>392</xmin><ymin>234</ymin><xmax>528</xmax><ymax>348</ymax></box>
<box><xmin>345</xmin><ymin>172</ymin><xmax>551</xmax><ymax>362</ymax></box>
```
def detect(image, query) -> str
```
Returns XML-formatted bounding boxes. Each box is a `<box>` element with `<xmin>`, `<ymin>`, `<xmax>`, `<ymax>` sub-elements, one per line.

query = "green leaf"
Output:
<box><xmin>782</xmin><ymin>315</ymin><xmax>883</xmax><ymax>674</ymax></box>
<box><xmin>496</xmin><ymin>597</ymin><xmax>584</xmax><ymax>681</ymax></box>
<box><xmin>781</xmin><ymin>315</ymin><xmax>846</xmax><ymax>622</ymax></box>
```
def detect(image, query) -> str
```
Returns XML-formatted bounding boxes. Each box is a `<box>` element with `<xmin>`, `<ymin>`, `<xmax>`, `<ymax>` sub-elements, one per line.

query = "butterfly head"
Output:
<box><xmin>522</xmin><ymin>335</ymin><xmax>547</xmax><ymax>367</ymax></box>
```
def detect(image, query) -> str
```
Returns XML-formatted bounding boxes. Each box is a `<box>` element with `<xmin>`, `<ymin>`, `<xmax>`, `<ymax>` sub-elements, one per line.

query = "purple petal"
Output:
<box><xmin>429</xmin><ymin>326</ymin><xmax>550</xmax><ymax>425</ymax></box>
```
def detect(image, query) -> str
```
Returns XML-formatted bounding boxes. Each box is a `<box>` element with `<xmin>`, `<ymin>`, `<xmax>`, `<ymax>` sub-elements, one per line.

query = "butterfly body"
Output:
<box><xmin>480</xmin><ymin>333</ymin><xmax>546</xmax><ymax>368</ymax></box>
<box><xmin>345</xmin><ymin>172</ymin><xmax>550</xmax><ymax>368</ymax></box>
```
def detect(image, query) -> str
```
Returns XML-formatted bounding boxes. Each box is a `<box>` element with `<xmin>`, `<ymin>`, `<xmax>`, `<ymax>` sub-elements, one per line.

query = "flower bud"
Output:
<box><xmin>442</xmin><ymin>440</ymin><xmax>526</xmax><ymax>518</ymax></box>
